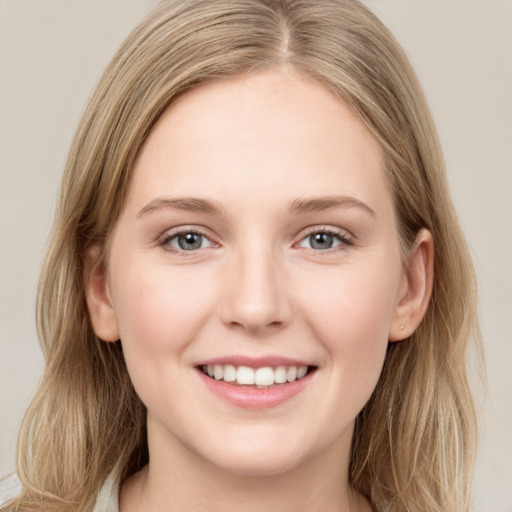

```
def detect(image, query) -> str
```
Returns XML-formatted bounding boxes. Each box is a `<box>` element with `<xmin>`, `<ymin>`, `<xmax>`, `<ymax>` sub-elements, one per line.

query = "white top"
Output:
<box><xmin>0</xmin><ymin>473</ymin><xmax>21</xmax><ymax>507</ymax></box>
<box><xmin>92</xmin><ymin>472</ymin><xmax>120</xmax><ymax>512</ymax></box>
<box><xmin>0</xmin><ymin>472</ymin><xmax>119</xmax><ymax>511</ymax></box>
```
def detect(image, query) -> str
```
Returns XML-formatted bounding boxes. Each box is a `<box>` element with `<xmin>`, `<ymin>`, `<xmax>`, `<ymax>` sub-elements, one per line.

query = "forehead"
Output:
<box><xmin>126</xmin><ymin>69</ymin><xmax>391</xmax><ymax>218</ymax></box>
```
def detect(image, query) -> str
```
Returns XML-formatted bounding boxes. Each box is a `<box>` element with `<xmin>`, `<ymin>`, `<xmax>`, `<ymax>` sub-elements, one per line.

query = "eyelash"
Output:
<box><xmin>297</xmin><ymin>227</ymin><xmax>354</xmax><ymax>253</ymax></box>
<box><xmin>158</xmin><ymin>227</ymin><xmax>215</xmax><ymax>254</ymax></box>
<box><xmin>158</xmin><ymin>226</ymin><xmax>354</xmax><ymax>255</ymax></box>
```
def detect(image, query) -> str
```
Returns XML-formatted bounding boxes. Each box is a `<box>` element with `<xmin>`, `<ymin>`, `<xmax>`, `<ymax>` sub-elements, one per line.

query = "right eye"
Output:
<box><xmin>296</xmin><ymin>227</ymin><xmax>354</xmax><ymax>253</ymax></box>
<box><xmin>160</xmin><ymin>230</ymin><xmax>214</xmax><ymax>252</ymax></box>
<box><xmin>299</xmin><ymin>232</ymin><xmax>343</xmax><ymax>250</ymax></box>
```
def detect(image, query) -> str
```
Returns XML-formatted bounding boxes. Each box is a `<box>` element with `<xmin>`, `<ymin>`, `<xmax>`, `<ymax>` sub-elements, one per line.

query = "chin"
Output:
<box><xmin>196</xmin><ymin>436</ymin><xmax>311</xmax><ymax>477</ymax></box>
<box><xmin>212</xmin><ymin>454</ymin><xmax>304</xmax><ymax>477</ymax></box>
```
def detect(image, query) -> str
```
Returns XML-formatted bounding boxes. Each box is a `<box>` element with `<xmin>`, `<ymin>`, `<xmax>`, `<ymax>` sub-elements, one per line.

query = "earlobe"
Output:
<box><xmin>389</xmin><ymin>229</ymin><xmax>434</xmax><ymax>342</ymax></box>
<box><xmin>84</xmin><ymin>244</ymin><xmax>119</xmax><ymax>342</ymax></box>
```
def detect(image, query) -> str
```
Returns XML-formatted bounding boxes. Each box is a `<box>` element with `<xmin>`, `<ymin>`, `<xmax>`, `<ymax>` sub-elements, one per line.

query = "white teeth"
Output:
<box><xmin>213</xmin><ymin>364</ymin><xmax>223</xmax><ymax>380</ymax></box>
<box><xmin>202</xmin><ymin>364</ymin><xmax>311</xmax><ymax>386</ymax></box>
<box><xmin>223</xmin><ymin>364</ymin><xmax>237</xmax><ymax>382</ymax></box>
<box><xmin>274</xmin><ymin>366</ymin><xmax>287</xmax><ymax>384</ymax></box>
<box><xmin>237</xmin><ymin>366</ymin><xmax>255</xmax><ymax>385</ymax></box>
<box><xmin>286</xmin><ymin>366</ymin><xmax>297</xmax><ymax>382</ymax></box>
<box><xmin>255</xmin><ymin>367</ymin><xmax>275</xmax><ymax>386</ymax></box>
<box><xmin>297</xmin><ymin>366</ymin><xmax>308</xmax><ymax>379</ymax></box>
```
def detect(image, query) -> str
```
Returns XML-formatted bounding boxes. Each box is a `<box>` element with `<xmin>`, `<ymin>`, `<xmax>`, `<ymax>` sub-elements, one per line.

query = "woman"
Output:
<box><xmin>1</xmin><ymin>0</ymin><xmax>481</xmax><ymax>510</ymax></box>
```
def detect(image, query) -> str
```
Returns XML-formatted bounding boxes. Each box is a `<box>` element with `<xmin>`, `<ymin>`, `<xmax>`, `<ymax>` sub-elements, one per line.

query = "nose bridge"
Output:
<box><xmin>220</xmin><ymin>240</ymin><xmax>290</xmax><ymax>333</ymax></box>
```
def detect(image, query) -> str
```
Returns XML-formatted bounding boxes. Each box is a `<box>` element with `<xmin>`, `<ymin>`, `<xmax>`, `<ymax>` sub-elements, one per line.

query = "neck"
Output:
<box><xmin>120</xmin><ymin>416</ymin><xmax>370</xmax><ymax>512</ymax></box>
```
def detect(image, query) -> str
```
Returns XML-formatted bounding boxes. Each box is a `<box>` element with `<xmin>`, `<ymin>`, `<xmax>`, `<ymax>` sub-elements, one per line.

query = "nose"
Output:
<box><xmin>219</xmin><ymin>247</ymin><xmax>292</xmax><ymax>335</ymax></box>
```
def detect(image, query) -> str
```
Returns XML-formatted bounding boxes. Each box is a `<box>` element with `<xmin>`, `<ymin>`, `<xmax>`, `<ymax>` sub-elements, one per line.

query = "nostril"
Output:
<box><xmin>227</xmin><ymin>319</ymin><xmax>284</xmax><ymax>334</ymax></box>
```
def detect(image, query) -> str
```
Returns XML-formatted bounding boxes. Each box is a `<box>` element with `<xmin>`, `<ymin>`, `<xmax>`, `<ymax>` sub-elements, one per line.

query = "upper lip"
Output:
<box><xmin>195</xmin><ymin>355</ymin><xmax>315</xmax><ymax>368</ymax></box>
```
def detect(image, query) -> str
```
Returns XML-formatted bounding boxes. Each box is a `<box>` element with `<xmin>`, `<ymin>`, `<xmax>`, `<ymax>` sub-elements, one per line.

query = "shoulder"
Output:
<box><xmin>0</xmin><ymin>473</ymin><xmax>21</xmax><ymax>508</ymax></box>
<box><xmin>0</xmin><ymin>472</ymin><xmax>119</xmax><ymax>512</ymax></box>
<box><xmin>92</xmin><ymin>472</ymin><xmax>119</xmax><ymax>512</ymax></box>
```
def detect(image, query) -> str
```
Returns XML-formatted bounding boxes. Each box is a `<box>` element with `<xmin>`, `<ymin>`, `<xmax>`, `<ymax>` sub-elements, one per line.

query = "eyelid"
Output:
<box><xmin>295</xmin><ymin>225</ymin><xmax>355</xmax><ymax>251</ymax></box>
<box><xmin>156</xmin><ymin>224</ymin><xmax>355</xmax><ymax>255</ymax></box>
<box><xmin>158</xmin><ymin>225</ymin><xmax>219</xmax><ymax>254</ymax></box>
<box><xmin>300</xmin><ymin>225</ymin><xmax>354</xmax><ymax>239</ymax></box>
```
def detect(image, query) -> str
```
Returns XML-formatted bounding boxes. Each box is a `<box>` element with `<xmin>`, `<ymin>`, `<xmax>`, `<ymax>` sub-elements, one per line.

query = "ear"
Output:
<box><xmin>83</xmin><ymin>244</ymin><xmax>119</xmax><ymax>342</ymax></box>
<box><xmin>389</xmin><ymin>229</ymin><xmax>434</xmax><ymax>342</ymax></box>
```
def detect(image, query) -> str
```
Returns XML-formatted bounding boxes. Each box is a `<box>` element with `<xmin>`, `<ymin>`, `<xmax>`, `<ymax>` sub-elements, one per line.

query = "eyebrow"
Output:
<box><xmin>288</xmin><ymin>196</ymin><xmax>376</xmax><ymax>216</ymax></box>
<box><xmin>137</xmin><ymin>194</ymin><xmax>376</xmax><ymax>219</ymax></box>
<box><xmin>137</xmin><ymin>197</ymin><xmax>226</xmax><ymax>218</ymax></box>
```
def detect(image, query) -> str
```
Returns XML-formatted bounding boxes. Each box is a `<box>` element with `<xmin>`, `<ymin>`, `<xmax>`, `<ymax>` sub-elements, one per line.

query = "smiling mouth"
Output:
<box><xmin>199</xmin><ymin>364</ymin><xmax>316</xmax><ymax>388</ymax></box>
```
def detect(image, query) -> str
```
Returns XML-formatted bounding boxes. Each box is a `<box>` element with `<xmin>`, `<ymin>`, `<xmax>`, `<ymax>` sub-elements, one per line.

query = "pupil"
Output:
<box><xmin>310</xmin><ymin>232</ymin><xmax>333</xmax><ymax>250</ymax></box>
<box><xmin>178</xmin><ymin>233</ymin><xmax>202</xmax><ymax>250</ymax></box>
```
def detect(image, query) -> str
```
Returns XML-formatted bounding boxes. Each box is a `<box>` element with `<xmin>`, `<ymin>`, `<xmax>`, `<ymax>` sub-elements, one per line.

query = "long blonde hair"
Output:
<box><xmin>5</xmin><ymin>1</ymin><xmax>481</xmax><ymax>510</ymax></box>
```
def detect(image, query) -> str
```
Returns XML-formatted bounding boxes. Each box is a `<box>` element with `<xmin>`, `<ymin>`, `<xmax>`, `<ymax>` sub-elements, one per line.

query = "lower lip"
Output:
<box><xmin>196</xmin><ymin>369</ymin><xmax>315</xmax><ymax>410</ymax></box>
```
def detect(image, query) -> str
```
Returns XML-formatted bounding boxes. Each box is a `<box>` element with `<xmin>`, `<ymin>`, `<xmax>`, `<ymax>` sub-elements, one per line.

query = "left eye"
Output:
<box><xmin>166</xmin><ymin>232</ymin><xmax>213</xmax><ymax>251</ymax></box>
<box><xmin>298</xmin><ymin>231</ymin><xmax>347</xmax><ymax>251</ymax></box>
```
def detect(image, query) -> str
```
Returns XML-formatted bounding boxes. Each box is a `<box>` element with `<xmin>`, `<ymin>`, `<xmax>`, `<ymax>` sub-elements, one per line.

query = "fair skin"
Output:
<box><xmin>85</xmin><ymin>69</ymin><xmax>433</xmax><ymax>511</ymax></box>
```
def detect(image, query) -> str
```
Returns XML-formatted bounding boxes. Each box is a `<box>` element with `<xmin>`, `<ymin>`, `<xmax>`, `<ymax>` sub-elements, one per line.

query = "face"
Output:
<box><xmin>91</xmin><ymin>70</ymin><xmax>412</xmax><ymax>477</ymax></box>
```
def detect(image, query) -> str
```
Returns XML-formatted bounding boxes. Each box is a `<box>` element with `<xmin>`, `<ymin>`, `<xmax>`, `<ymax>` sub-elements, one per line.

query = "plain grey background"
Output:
<box><xmin>1</xmin><ymin>1</ymin><xmax>511</xmax><ymax>510</ymax></box>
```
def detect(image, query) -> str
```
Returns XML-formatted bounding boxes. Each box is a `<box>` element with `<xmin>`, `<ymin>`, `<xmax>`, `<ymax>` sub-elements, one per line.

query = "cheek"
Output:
<box><xmin>298</xmin><ymin>260</ymin><xmax>400</xmax><ymax>389</ymax></box>
<box><xmin>108</xmin><ymin>262</ymin><xmax>219</xmax><ymax>395</ymax></box>
<box><xmin>111</xmin><ymin>263</ymin><xmax>212</xmax><ymax>347</ymax></box>
<box><xmin>303</xmin><ymin>262</ymin><xmax>398</xmax><ymax>333</ymax></box>
<box><xmin>108</xmin><ymin>262</ymin><xmax>221</xmax><ymax>418</ymax></box>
